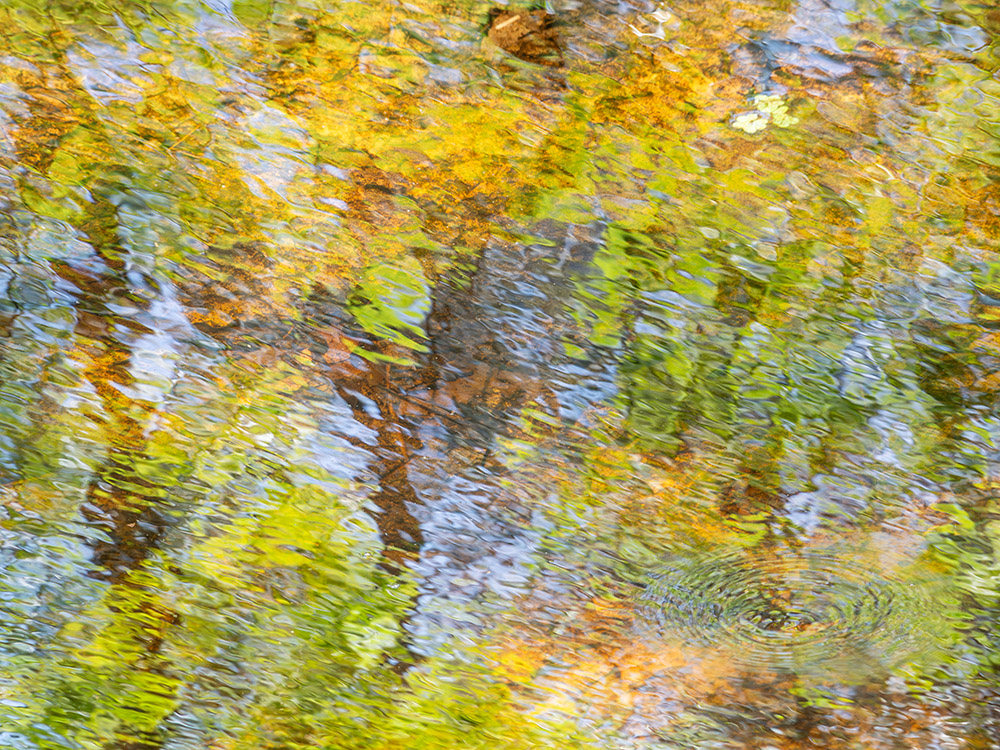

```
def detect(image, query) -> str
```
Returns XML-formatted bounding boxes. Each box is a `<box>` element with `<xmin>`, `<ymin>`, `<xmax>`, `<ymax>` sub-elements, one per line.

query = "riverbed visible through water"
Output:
<box><xmin>1</xmin><ymin>0</ymin><xmax>999</xmax><ymax>748</ymax></box>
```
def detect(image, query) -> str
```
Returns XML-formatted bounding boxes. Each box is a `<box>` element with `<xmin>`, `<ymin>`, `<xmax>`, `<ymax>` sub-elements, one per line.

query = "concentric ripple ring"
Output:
<box><xmin>635</xmin><ymin>547</ymin><xmax>952</xmax><ymax>673</ymax></box>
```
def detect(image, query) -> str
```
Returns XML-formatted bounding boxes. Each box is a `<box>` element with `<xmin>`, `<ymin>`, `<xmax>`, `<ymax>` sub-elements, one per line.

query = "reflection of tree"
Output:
<box><xmin>326</xmin><ymin>338</ymin><xmax>427</xmax><ymax>573</ymax></box>
<box><xmin>65</xmin><ymin>205</ymin><xmax>164</xmax><ymax>583</ymax></box>
<box><xmin>65</xmin><ymin>206</ymin><xmax>175</xmax><ymax>750</ymax></box>
<box><xmin>306</xmin><ymin>157</ymin><xmax>564</xmax><ymax>574</ymax></box>
<box><xmin>4</xmin><ymin>47</ymin><xmax>182</xmax><ymax>748</ymax></box>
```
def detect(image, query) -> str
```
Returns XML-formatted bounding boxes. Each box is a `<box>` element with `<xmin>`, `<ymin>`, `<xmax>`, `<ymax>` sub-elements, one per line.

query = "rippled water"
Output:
<box><xmin>637</xmin><ymin>541</ymin><xmax>955</xmax><ymax>676</ymax></box>
<box><xmin>0</xmin><ymin>0</ymin><xmax>999</xmax><ymax>748</ymax></box>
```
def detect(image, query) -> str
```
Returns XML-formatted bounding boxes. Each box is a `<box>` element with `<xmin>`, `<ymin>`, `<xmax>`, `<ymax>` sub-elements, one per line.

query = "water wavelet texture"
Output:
<box><xmin>0</xmin><ymin>0</ymin><xmax>998</xmax><ymax>748</ymax></box>
<box><xmin>636</xmin><ymin>544</ymin><xmax>957</xmax><ymax>677</ymax></box>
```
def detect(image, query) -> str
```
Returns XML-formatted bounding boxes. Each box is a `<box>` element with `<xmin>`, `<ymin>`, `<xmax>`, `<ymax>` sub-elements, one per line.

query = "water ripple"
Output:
<box><xmin>636</xmin><ymin>547</ymin><xmax>951</xmax><ymax>674</ymax></box>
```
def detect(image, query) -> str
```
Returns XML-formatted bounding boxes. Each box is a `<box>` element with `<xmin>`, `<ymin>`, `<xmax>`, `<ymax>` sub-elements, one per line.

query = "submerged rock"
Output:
<box><xmin>485</xmin><ymin>8</ymin><xmax>563</xmax><ymax>66</ymax></box>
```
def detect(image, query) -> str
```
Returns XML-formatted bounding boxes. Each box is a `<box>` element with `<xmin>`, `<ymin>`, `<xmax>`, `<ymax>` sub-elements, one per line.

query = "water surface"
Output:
<box><xmin>1</xmin><ymin>0</ymin><xmax>999</xmax><ymax>748</ymax></box>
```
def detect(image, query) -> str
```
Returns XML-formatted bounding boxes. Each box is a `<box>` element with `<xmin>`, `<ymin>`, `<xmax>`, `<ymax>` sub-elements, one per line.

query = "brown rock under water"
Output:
<box><xmin>486</xmin><ymin>8</ymin><xmax>563</xmax><ymax>66</ymax></box>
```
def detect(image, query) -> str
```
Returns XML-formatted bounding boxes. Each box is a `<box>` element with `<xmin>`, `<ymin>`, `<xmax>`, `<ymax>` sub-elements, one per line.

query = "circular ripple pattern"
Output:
<box><xmin>636</xmin><ymin>549</ymin><xmax>949</xmax><ymax>673</ymax></box>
